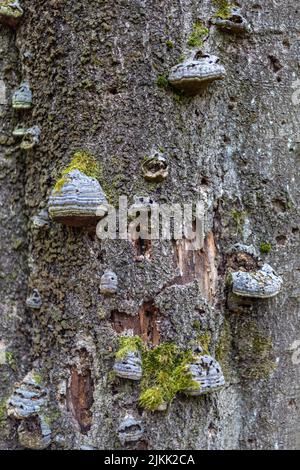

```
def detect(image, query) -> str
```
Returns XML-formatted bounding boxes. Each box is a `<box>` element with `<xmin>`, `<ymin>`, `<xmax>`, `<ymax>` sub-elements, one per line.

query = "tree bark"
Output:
<box><xmin>0</xmin><ymin>0</ymin><xmax>300</xmax><ymax>450</ymax></box>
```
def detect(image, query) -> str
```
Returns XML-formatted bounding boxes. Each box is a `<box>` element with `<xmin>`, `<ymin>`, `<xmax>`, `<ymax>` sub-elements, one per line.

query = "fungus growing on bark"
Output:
<box><xmin>168</xmin><ymin>51</ymin><xmax>226</xmax><ymax>95</ymax></box>
<box><xmin>212</xmin><ymin>6</ymin><xmax>251</xmax><ymax>34</ymax></box>
<box><xmin>12</xmin><ymin>82</ymin><xmax>32</xmax><ymax>109</ymax></box>
<box><xmin>113</xmin><ymin>336</ymin><xmax>143</xmax><ymax>381</ymax></box>
<box><xmin>6</xmin><ymin>371</ymin><xmax>51</xmax><ymax>449</ymax></box>
<box><xmin>20</xmin><ymin>126</ymin><xmax>41</xmax><ymax>150</ymax></box>
<box><xmin>26</xmin><ymin>289</ymin><xmax>42</xmax><ymax>309</ymax></box>
<box><xmin>100</xmin><ymin>270</ymin><xmax>118</xmax><ymax>296</ymax></box>
<box><xmin>0</xmin><ymin>0</ymin><xmax>23</xmax><ymax>28</ymax></box>
<box><xmin>231</xmin><ymin>264</ymin><xmax>283</xmax><ymax>299</ymax></box>
<box><xmin>184</xmin><ymin>352</ymin><xmax>225</xmax><ymax>396</ymax></box>
<box><xmin>48</xmin><ymin>152</ymin><xmax>108</xmax><ymax>227</ymax></box>
<box><xmin>12</xmin><ymin>124</ymin><xmax>27</xmax><ymax>138</ymax></box>
<box><xmin>142</xmin><ymin>153</ymin><xmax>169</xmax><ymax>182</ymax></box>
<box><xmin>117</xmin><ymin>415</ymin><xmax>144</xmax><ymax>445</ymax></box>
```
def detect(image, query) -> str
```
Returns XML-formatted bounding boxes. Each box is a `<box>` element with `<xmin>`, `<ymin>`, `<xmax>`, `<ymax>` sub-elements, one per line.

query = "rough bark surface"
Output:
<box><xmin>0</xmin><ymin>0</ymin><xmax>300</xmax><ymax>450</ymax></box>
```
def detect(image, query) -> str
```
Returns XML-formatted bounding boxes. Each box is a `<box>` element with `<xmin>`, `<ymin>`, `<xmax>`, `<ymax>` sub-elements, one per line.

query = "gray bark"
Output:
<box><xmin>0</xmin><ymin>0</ymin><xmax>299</xmax><ymax>450</ymax></box>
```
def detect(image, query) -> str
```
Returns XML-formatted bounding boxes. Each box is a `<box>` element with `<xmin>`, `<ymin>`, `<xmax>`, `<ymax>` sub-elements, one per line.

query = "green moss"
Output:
<box><xmin>237</xmin><ymin>322</ymin><xmax>277</xmax><ymax>380</ymax></box>
<box><xmin>44</xmin><ymin>409</ymin><xmax>61</xmax><ymax>425</ymax></box>
<box><xmin>32</xmin><ymin>373</ymin><xmax>43</xmax><ymax>386</ymax></box>
<box><xmin>115</xmin><ymin>335</ymin><xmax>143</xmax><ymax>360</ymax></box>
<box><xmin>231</xmin><ymin>209</ymin><xmax>247</xmax><ymax>234</ymax></box>
<box><xmin>166</xmin><ymin>40</ymin><xmax>174</xmax><ymax>49</ymax></box>
<box><xmin>197</xmin><ymin>332</ymin><xmax>211</xmax><ymax>355</ymax></box>
<box><xmin>54</xmin><ymin>151</ymin><xmax>100</xmax><ymax>193</ymax></box>
<box><xmin>212</xmin><ymin>0</ymin><xmax>236</xmax><ymax>19</ymax></box>
<box><xmin>114</xmin><ymin>339</ymin><xmax>198</xmax><ymax>411</ymax></box>
<box><xmin>0</xmin><ymin>399</ymin><xmax>7</xmax><ymax>428</ymax></box>
<box><xmin>5</xmin><ymin>351</ymin><xmax>16</xmax><ymax>371</ymax></box>
<box><xmin>187</xmin><ymin>21</ymin><xmax>209</xmax><ymax>48</ymax></box>
<box><xmin>260</xmin><ymin>242</ymin><xmax>272</xmax><ymax>254</ymax></box>
<box><xmin>156</xmin><ymin>74</ymin><xmax>170</xmax><ymax>89</ymax></box>
<box><xmin>140</xmin><ymin>343</ymin><xmax>198</xmax><ymax>411</ymax></box>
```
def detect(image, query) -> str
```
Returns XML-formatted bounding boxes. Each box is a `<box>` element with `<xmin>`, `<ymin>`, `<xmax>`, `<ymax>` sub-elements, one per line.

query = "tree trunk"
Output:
<box><xmin>0</xmin><ymin>0</ymin><xmax>299</xmax><ymax>450</ymax></box>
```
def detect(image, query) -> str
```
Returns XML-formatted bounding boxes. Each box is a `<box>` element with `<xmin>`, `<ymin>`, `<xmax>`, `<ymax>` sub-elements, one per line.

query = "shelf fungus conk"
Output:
<box><xmin>0</xmin><ymin>1</ymin><xmax>23</xmax><ymax>28</ymax></box>
<box><xmin>231</xmin><ymin>263</ymin><xmax>283</xmax><ymax>299</ymax></box>
<box><xmin>12</xmin><ymin>82</ymin><xmax>32</xmax><ymax>109</ymax></box>
<box><xmin>113</xmin><ymin>351</ymin><xmax>143</xmax><ymax>380</ymax></box>
<box><xmin>118</xmin><ymin>415</ymin><xmax>144</xmax><ymax>445</ymax></box>
<box><xmin>168</xmin><ymin>52</ymin><xmax>226</xmax><ymax>95</ymax></box>
<box><xmin>20</xmin><ymin>126</ymin><xmax>40</xmax><ymax>150</ymax></box>
<box><xmin>100</xmin><ymin>270</ymin><xmax>118</xmax><ymax>295</ymax></box>
<box><xmin>212</xmin><ymin>7</ymin><xmax>251</xmax><ymax>34</ymax></box>
<box><xmin>7</xmin><ymin>370</ymin><xmax>51</xmax><ymax>449</ymax></box>
<box><xmin>26</xmin><ymin>289</ymin><xmax>42</xmax><ymax>309</ymax></box>
<box><xmin>185</xmin><ymin>354</ymin><xmax>225</xmax><ymax>396</ymax></box>
<box><xmin>12</xmin><ymin>124</ymin><xmax>27</xmax><ymax>138</ymax></box>
<box><xmin>48</xmin><ymin>169</ymin><xmax>108</xmax><ymax>227</ymax></box>
<box><xmin>142</xmin><ymin>153</ymin><xmax>169</xmax><ymax>182</ymax></box>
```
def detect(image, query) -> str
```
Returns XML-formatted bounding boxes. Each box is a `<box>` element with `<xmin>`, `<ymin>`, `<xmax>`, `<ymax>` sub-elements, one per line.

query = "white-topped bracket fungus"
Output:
<box><xmin>12</xmin><ymin>82</ymin><xmax>32</xmax><ymax>110</ymax></box>
<box><xmin>0</xmin><ymin>1</ymin><xmax>23</xmax><ymax>28</ymax></box>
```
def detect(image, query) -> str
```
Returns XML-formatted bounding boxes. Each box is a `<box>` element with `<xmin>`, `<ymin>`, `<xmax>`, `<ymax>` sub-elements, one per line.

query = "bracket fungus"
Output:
<box><xmin>185</xmin><ymin>353</ymin><xmax>225</xmax><ymax>396</ymax></box>
<box><xmin>100</xmin><ymin>270</ymin><xmax>118</xmax><ymax>295</ymax></box>
<box><xmin>7</xmin><ymin>371</ymin><xmax>51</xmax><ymax>450</ymax></box>
<box><xmin>231</xmin><ymin>263</ymin><xmax>283</xmax><ymax>299</ymax></box>
<box><xmin>0</xmin><ymin>0</ymin><xmax>23</xmax><ymax>28</ymax></box>
<box><xmin>168</xmin><ymin>51</ymin><xmax>226</xmax><ymax>95</ymax></box>
<box><xmin>12</xmin><ymin>124</ymin><xmax>27</xmax><ymax>138</ymax></box>
<box><xmin>212</xmin><ymin>7</ymin><xmax>251</xmax><ymax>34</ymax></box>
<box><xmin>7</xmin><ymin>370</ymin><xmax>47</xmax><ymax>419</ymax></box>
<box><xmin>12</xmin><ymin>82</ymin><xmax>32</xmax><ymax>110</ymax></box>
<box><xmin>113</xmin><ymin>351</ymin><xmax>143</xmax><ymax>380</ymax></box>
<box><xmin>48</xmin><ymin>169</ymin><xmax>108</xmax><ymax>227</ymax></box>
<box><xmin>117</xmin><ymin>415</ymin><xmax>144</xmax><ymax>445</ymax></box>
<box><xmin>20</xmin><ymin>125</ymin><xmax>40</xmax><ymax>150</ymax></box>
<box><xmin>26</xmin><ymin>289</ymin><xmax>42</xmax><ymax>309</ymax></box>
<box><xmin>142</xmin><ymin>153</ymin><xmax>169</xmax><ymax>182</ymax></box>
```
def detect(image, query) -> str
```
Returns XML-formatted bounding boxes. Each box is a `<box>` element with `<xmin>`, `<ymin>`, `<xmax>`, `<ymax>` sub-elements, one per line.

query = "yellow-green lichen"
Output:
<box><xmin>187</xmin><ymin>21</ymin><xmax>209</xmax><ymax>48</ymax></box>
<box><xmin>115</xmin><ymin>335</ymin><xmax>143</xmax><ymax>360</ymax></box>
<box><xmin>260</xmin><ymin>242</ymin><xmax>272</xmax><ymax>254</ymax></box>
<box><xmin>54</xmin><ymin>151</ymin><xmax>100</xmax><ymax>193</ymax></box>
<box><xmin>5</xmin><ymin>351</ymin><xmax>16</xmax><ymax>371</ymax></box>
<box><xmin>237</xmin><ymin>322</ymin><xmax>277</xmax><ymax>380</ymax></box>
<box><xmin>0</xmin><ymin>399</ymin><xmax>7</xmax><ymax>428</ymax></box>
<box><xmin>196</xmin><ymin>332</ymin><xmax>211</xmax><ymax>355</ymax></box>
<box><xmin>32</xmin><ymin>373</ymin><xmax>43</xmax><ymax>386</ymax></box>
<box><xmin>156</xmin><ymin>74</ymin><xmax>170</xmax><ymax>89</ymax></box>
<box><xmin>166</xmin><ymin>40</ymin><xmax>174</xmax><ymax>49</ymax></box>
<box><xmin>231</xmin><ymin>209</ymin><xmax>247</xmax><ymax>234</ymax></box>
<box><xmin>212</xmin><ymin>1</ymin><xmax>236</xmax><ymax>19</ymax></box>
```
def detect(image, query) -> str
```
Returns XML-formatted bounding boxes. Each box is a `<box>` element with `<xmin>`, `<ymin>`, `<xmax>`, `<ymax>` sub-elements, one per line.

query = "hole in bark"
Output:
<box><xmin>66</xmin><ymin>351</ymin><xmax>94</xmax><ymax>434</ymax></box>
<box><xmin>111</xmin><ymin>310</ymin><xmax>141</xmax><ymax>335</ymax></box>
<box><xmin>171</xmin><ymin>232</ymin><xmax>218</xmax><ymax>301</ymax></box>
<box><xmin>132</xmin><ymin>238</ymin><xmax>152</xmax><ymax>262</ymax></box>
<box><xmin>276</xmin><ymin>235</ymin><xmax>287</xmax><ymax>245</ymax></box>
<box><xmin>110</xmin><ymin>301</ymin><xmax>161</xmax><ymax>346</ymax></box>
<box><xmin>268</xmin><ymin>55</ymin><xmax>283</xmax><ymax>73</ymax></box>
<box><xmin>139</xmin><ymin>300</ymin><xmax>161</xmax><ymax>346</ymax></box>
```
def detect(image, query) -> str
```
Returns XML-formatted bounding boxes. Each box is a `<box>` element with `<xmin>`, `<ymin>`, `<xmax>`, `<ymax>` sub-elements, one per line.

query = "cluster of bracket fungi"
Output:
<box><xmin>1</xmin><ymin>2</ymin><xmax>283</xmax><ymax>449</ymax></box>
